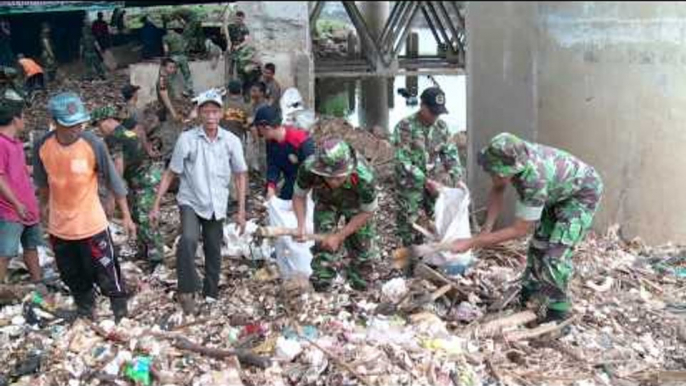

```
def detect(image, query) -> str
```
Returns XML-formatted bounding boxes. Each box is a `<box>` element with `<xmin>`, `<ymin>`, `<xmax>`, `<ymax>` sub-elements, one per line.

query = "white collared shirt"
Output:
<box><xmin>169</xmin><ymin>126</ymin><xmax>247</xmax><ymax>220</ymax></box>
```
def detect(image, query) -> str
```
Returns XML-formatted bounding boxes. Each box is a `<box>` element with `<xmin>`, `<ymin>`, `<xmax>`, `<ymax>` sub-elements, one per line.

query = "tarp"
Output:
<box><xmin>0</xmin><ymin>1</ymin><xmax>121</xmax><ymax>15</ymax></box>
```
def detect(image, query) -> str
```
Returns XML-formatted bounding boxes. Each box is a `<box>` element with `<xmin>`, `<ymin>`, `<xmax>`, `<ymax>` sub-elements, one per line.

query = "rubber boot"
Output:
<box><xmin>178</xmin><ymin>292</ymin><xmax>197</xmax><ymax>315</ymax></box>
<box><xmin>543</xmin><ymin>308</ymin><xmax>572</xmax><ymax>337</ymax></box>
<box><xmin>73</xmin><ymin>290</ymin><xmax>96</xmax><ymax>320</ymax></box>
<box><xmin>110</xmin><ymin>297</ymin><xmax>128</xmax><ymax>324</ymax></box>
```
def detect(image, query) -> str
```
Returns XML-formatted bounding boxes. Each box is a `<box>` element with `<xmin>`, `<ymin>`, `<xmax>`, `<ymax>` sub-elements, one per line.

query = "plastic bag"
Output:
<box><xmin>267</xmin><ymin>195</ymin><xmax>315</xmax><ymax>279</ymax></box>
<box><xmin>424</xmin><ymin>186</ymin><xmax>474</xmax><ymax>269</ymax></box>
<box><xmin>222</xmin><ymin>220</ymin><xmax>272</xmax><ymax>260</ymax></box>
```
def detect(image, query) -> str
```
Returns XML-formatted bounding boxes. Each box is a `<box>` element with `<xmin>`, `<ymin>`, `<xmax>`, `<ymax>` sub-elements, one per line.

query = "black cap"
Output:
<box><xmin>420</xmin><ymin>87</ymin><xmax>448</xmax><ymax>115</ymax></box>
<box><xmin>227</xmin><ymin>80</ymin><xmax>242</xmax><ymax>94</ymax></box>
<box><xmin>121</xmin><ymin>84</ymin><xmax>140</xmax><ymax>101</ymax></box>
<box><xmin>254</xmin><ymin>105</ymin><xmax>281</xmax><ymax>127</ymax></box>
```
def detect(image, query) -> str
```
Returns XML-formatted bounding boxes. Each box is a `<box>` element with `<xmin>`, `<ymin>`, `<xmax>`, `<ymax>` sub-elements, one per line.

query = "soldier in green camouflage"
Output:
<box><xmin>163</xmin><ymin>29</ymin><xmax>194</xmax><ymax>97</ymax></box>
<box><xmin>81</xmin><ymin>23</ymin><xmax>106</xmax><ymax>80</ymax></box>
<box><xmin>292</xmin><ymin>138</ymin><xmax>379</xmax><ymax>291</ymax></box>
<box><xmin>40</xmin><ymin>23</ymin><xmax>57</xmax><ymax>82</ymax></box>
<box><xmin>451</xmin><ymin>132</ymin><xmax>603</xmax><ymax>322</ymax></box>
<box><xmin>91</xmin><ymin>106</ymin><xmax>165</xmax><ymax>269</ymax></box>
<box><xmin>173</xmin><ymin>9</ymin><xmax>205</xmax><ymax>55</ymax></box>
<box><xmin>392</xmin><ymin>87</ymin><xmax>465</xmax><ymax>246</ymax></box>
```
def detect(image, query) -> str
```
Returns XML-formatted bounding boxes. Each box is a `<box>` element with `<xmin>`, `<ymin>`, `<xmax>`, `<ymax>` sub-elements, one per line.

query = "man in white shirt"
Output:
<box><xmin>150</xmin><ymin>89</ymin><xmax>248</xmax><ymax>315</ymax></box>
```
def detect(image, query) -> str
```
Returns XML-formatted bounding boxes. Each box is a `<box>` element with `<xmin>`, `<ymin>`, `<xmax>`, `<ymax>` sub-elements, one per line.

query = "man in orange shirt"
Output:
<box><xmin>16</xmin><ymin>54</ymin><xmax>45</xmax><ymax>96</ymax></box>
<box><xmin>33</xmin><ymin>92</ymin><xmax>136</xmax><ymax>323</ymax></box>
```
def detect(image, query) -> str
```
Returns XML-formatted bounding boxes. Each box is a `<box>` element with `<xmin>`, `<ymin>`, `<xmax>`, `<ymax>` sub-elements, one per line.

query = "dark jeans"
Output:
<box><xmin>25</xmin><ymin>74</ymin><xmax>45</xmax><ymax>93</ymax></box>
<box><xmin>50</xmin><ymin>229</ymin><xmax>127</xmax><ymax>318</ymax></box>
<box><xmin>177</xmin><ymin>205</ymin><xmax>224</xmax><ymax>298</ymax></box>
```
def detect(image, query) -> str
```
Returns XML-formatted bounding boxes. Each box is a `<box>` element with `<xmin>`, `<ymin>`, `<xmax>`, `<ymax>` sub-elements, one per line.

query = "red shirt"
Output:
<box><xmin>91</xmin><ymin>20</ymin><xmax>109</xmax><ymax>37</ymax></box>
<box><xmin>0</xmin><ymin>133</ymin><xmax>40</xmax><ymax>225</ymax></box>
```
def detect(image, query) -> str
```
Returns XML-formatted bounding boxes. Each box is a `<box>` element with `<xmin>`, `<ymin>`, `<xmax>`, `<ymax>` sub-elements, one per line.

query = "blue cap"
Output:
<box><xmin>48</xmin><ymin>92</ymin><xmax>91</xmax><ymax>127</ymax></box>
<box><xmin>254</xmin><ymin>105</ymin><xmax>280</xmax><ymax>127</ymax></box>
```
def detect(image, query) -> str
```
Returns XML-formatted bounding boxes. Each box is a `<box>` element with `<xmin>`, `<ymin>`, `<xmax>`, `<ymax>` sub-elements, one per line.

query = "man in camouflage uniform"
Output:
<box><xmin>91</xmin><ymin>106</ymin><xmax>165</xmax><ymax>270</ymax></box>
<box><xmin>173</xmin><ymin>9</ymin><xmax>205</xmax><ymax>55</ymax></box>
<box><xmin>163</xmin><ymin>29</ymin><xmax>194</xmax><ymax>97</ymax></box>
<box><xmin>227</xmin><ymin>11</ymin><xmax>250</xmax><ymax>50</ymax></box>
<box><xmin>40</xmin><ymin>23</ymin><xmax>57</xmax><ymax>82</ymax></box>
<box><xmin>293</xmin><ymin>138</ymin><xmax>379</xmax><ymax>292</ymax></box>
<box><xmin>451</xmin><ymin>132</ymin><xmax>603</xmax><ymax>322</ymax></box>
<box><xmin>392</xmin><ymin>87</ymin><xmax>465</xmax><ymax>247</ymax></box>
<box><xmin>81</xmin><ymin>23</ymin><xmax>106</xmax><ymax>80</ymax></box>
<box><xmin>226</xmin><ymin>11</ymin><xmax>259</xmax><ymax>93</ymax></box>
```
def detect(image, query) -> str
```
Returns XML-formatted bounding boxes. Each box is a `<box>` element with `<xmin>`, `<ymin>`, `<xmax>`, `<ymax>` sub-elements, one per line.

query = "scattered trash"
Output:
<box><xmin>275</xmin><ymin>336</ymin><xmax>303</xmax><ymax>362</ymax></box>
<box><xmin>123</xmin><ymin>356</ymin><xmax>153</xmax><ymax>386</ymax></box>
<box><xmin>0</xmin><ymin>69</ymin><xmax>682</xmax><ymax>385</ymax></box>
<box><xmin>450</xmin><ymin>301</ymin><xmax>483</xmax><ymax>323</ymax></box>
<box><xmin>381</xmin><ymin>277</ymin><xmax>408</xmax><ymax>304</ymax></box>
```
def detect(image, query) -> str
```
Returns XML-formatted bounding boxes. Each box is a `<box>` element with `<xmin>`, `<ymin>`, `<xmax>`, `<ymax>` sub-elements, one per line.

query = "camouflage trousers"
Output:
<box><xmin>310</xmin><ymin>204</ymin><xmax>379</xmax><ymax>291</ymax></box>
<box><xmin>84</xmin><ymin>52</ymin><xmax>106</xmax><ymax>79</ymax></box>
<box><xmin>128</xmin><ymin>163</ymin><xmax>165</xmax><ymax>263</ymax></box>
<box><xmin>522</xmin><ymin>184</ymin><xmax>603</xmax><ymax>313</ymax></box>
<box><xmin>170</xmin><ymin>54</ymin><xmax>194</xmax><ymax>95</ymax></box>
<box><xmin>395</xmin><ymin>185</ymin><xmax>436</xmax><ymax>246</ymax></box>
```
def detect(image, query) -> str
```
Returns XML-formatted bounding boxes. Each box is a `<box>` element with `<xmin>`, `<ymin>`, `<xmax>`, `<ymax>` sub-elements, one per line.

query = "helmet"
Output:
<box><xmin>310</xmin><ymin>138</ymin><xmax>356</xmax><ymax>178</ymax></box>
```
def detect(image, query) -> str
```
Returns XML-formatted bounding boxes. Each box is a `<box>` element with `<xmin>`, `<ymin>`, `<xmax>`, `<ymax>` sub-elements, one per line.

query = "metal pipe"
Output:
<box><xmin>387</xmin><ymin>1</ymin><xmax>419</xmax><ymax>55</ymax></box>
<box><xmin>309</xmin><ymin>1</ymin><xmax>324</xmax><ymax>26</ymax></box>
<box><xmin>438</xmin><ymin>1</ymin><xmax>463</xmax><ymax>53</ymax></box>
<box><xmin>425</xmin><ymin>2</ymin><xmax>451</xmax><ymax>52</ymax></box>
<box><xmin>391</xmin><ymin>2</ymin><xmax>421</xmax><ymax>57</ymax></box>
<box><xmin>378</xmin><ymin>1</ymin><xmax>403</xmax><ymax>46</ymax></box>
<box><xmin>420</xmin><ymin>4</ymin><xmax>443</xmax><ymax>47</ymax></box>
<box><xmin>378</xmin><ymin>1</ymin><xmax>410</xmax><ymax>56</ymax></box>
<box><xmin>342</xmin><ymin>1</ymin><xmax>381</xmax><ymax>68</ymax></box>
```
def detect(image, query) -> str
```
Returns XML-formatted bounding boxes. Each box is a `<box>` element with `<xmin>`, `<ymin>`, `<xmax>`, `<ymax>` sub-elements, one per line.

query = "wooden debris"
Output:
<box><xmin>470</xmin><ymin>310</ymin><xmax>538</xmax><ymax>337</ymax></box>
<box><xmin>504</xmin><ymin>315</ymin><xmax>578</xmax><ymax>342</ymax></box>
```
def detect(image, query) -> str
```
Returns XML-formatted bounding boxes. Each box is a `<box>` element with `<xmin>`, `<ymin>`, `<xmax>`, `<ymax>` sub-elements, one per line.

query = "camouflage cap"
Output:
<box><xmin>477</xmin><ymin>132</ymin><xmax>529</xmax><ymax>177</ymax></box>
<box><xmin>91</xmin><ymin>105</ymin><xmax>119</xmax><ymax>124</ymax></box>
<box><xmin>311</xmin><ymin>138</ymin><xmax>356</xmax><ymax>178</ymax></box>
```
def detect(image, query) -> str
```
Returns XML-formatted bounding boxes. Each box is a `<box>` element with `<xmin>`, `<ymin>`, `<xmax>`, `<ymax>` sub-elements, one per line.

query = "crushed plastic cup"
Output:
<box><xmin>381</xmin><ymin>278</ymin><xmax>408</xmax><ymax>303</ymax></box>
<box><xmin>275</xmin><ymin>336</ymin><xmax>303</xmax><ymax>361</ymax></box>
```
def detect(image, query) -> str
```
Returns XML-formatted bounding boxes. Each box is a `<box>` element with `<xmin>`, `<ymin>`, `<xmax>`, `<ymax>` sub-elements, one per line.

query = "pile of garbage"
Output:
<box><xmin>23</xmin><ymin>69</ymin><xmax>131</xmax><ymax>133</ymax></box>
<box><xmin>2</xmin><ymin>209</ymin><xmax>685</xmax><ymax>386</ymax></box>
<box><xmin>6</xmin><ymin>64</ymin><xmax>685</xmax><ymax>386</ymax></box>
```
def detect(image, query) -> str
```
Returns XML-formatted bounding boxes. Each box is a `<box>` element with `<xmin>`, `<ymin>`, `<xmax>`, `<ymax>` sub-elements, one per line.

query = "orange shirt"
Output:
<box><xmin>18</xmin><ymin>58</ymin><xmax>43</xmax><ymax>77</ymax></box>
<box><xmin>38</xmin><ymin>136</ymin><xmax>108</xmax><ymax>240</ymax></box>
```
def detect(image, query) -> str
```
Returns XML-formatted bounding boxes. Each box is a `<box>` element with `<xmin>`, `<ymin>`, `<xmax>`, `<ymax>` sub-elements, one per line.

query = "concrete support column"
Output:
<box><xmin>358</xmin><ymin>1</ymin><xmax>390</xmax><ymax>135</ymax></box>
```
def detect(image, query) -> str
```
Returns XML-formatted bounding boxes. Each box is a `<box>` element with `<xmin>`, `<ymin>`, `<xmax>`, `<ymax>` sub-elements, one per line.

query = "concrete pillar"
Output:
<box><xmin>406</xmin><ymin>32</ymin><xmax>419</xmax><ymax>97</ymax></box>
<box><xmin>358</xmin><ymin>1</ymin><xmax>390</xmax><ymax>133</ymax></box>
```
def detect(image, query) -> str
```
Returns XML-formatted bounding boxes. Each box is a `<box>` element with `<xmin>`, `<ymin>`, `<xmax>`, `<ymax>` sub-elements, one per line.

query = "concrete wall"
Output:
<box><xmin>234</xmin><ymin>1</ymin><xmax>314</xmax><ymax>106</ymax></box>
<box><xmin>468</xmin><ymin>1</ymin><xmax>686</xmax><ymax>244</ymax></box>
<box><xmin>131</xmin><ymin>2</ymin><xmax>313</xmax><ymax>108</ymax></box>
<box><xmin>466</xmin><ymin>2</ymin><xmax>540</xmax><ymax>227</ymax></box>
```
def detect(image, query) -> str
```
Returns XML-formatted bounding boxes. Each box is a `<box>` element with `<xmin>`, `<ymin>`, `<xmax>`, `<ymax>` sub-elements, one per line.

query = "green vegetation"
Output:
<box><xmin>124</xmin><ymin>4</ymin><xmax>233</xmax><ymax>29</ymax></box>
<box><xmin>315</xmin><ymin>19</ymin><xmax>351</xmax><ymax>38</ymax></box>
<box><xmin>318</xmin><ymin>92</ymin><xmax>350</xmax><ymax>118</ymax></box>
